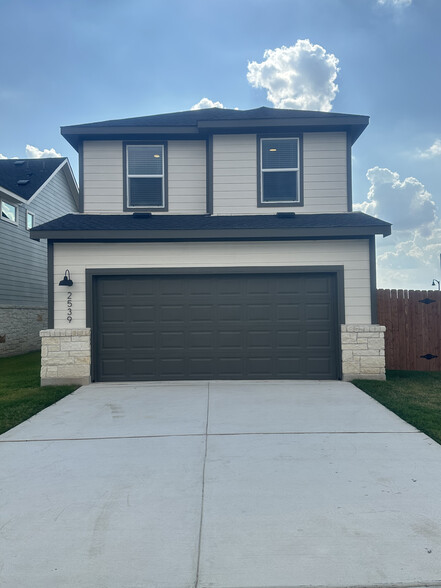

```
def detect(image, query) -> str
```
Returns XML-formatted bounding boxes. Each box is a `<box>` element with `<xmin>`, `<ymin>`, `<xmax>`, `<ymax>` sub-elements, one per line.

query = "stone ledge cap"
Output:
<box><xmin>40</xmin><ymin>328</ymin><xmax>91</xmax><ymax>337</ymax></box>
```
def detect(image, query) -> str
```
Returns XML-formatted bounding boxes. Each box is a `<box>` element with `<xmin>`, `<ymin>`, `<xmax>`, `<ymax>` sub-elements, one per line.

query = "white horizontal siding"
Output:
<box><xmin>302</xmin><ymin>132</ymin><xmax>348</xmax><ymax>213</ymax></box>
<box><xmin>83</xmin><ymin>140</ymin><xmax>206</xmax><ymax>214</ymax></box>
<box><xmin>83</xmin><ymin>141</ymin><xmax>123</xmax><ymax>213</ymax></box>
<box><xmin>212</xmin><ymin>132</ymin><xmax>348</xmax><ymax>214</ymax></box>
<box><xmin>167</xmin><ymin>141</ymin><xmax>206</xmax><ymax>213</ymax></box>
<box><xmin>53</xmin><ymin>239</ymin><xmax>372</xmax><ymax>329</ymax></box>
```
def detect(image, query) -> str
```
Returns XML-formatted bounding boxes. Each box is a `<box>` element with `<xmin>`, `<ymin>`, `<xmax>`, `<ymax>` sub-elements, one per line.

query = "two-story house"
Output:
<box><xmin>0</xmin><ymin>157</ymin><xmax>78</xmax><ymax>356</ymax></box>
<box><xmin>31</xmin><ymin>107</ymin><xmax>391</xmax><ymax>385</ymax></box>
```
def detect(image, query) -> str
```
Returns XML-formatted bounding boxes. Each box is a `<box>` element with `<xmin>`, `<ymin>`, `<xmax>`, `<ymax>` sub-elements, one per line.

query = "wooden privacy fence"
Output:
<box><xmin>377</xmin><ymin>289</ymin><xmax>441</xmax><ymax>371</ymax></box>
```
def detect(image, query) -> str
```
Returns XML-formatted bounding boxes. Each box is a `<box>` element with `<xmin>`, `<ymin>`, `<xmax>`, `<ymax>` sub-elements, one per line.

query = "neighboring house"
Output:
<box><xmin>31</xmin><ymin>107</ymin><xmax>391</xmax><ymax>385</ymax></box>
<box><xmin>0</xmin><ymin>158</ymin><xmax>79</xmax><ymax>356</ymax></box>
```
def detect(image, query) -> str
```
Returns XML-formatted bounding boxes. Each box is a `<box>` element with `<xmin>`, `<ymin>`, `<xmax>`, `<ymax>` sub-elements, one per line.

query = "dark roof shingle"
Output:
<box><xmin>0</xmin><ymin>158</ymin><xmax>66</xmax><ymax>200</ymax></box>
<box><xmin>31</xmin><ymin>212</ymin><xmax>391</xmax><ymax>240</ymax></box>
<box><xmin>61</xmin><ymin>106</ymin><xmax>369</xmax><ymax>150</ymax></box>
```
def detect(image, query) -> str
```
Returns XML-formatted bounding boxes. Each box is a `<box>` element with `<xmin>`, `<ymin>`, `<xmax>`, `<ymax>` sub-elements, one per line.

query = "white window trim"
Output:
<box><xmin>260</xmin><ymin>137</ymin><xmax>300</xmax><ymax>205</ymax></box>
<box><xmin>126</xmin><ymin>144</ymin><xmax>165</xmax><ymax>209</ymax></box>
<box><xmin>1</xmin><ymin>200</ymin><xmax>18</xmax><ymax>225</ymax></box>
<box><xmin>26</xmin><ymin>210</ymin><xmax>35</xmax><ymax>230</ymax></box>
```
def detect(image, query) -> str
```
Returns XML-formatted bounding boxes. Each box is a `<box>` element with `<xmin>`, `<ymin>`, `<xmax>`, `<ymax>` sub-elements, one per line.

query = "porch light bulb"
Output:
<box><xmin>154</xmin><ymin>154</ymin><xmax>160</xmax><ymax>158</ymax></box>
<box><xmin>269</xmin><ymin>148</ymin><xmax>277</xmax><ymax>152</ymax></box>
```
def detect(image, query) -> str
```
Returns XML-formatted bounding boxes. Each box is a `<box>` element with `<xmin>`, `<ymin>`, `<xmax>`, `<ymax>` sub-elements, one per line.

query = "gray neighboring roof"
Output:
<box><xmin>0</xmin><ymin>158</ymin><xmax>67</xmax><ymax>200</ymax></box>
<box><xmin>61</xmin><ymin>107</ymin><xmax>369</xmax><ymax>150</ymax></box>
<box><xmin>31</xmin><ymin>212</ymin><xmax>391</xmax><ymax>241</ymax></box>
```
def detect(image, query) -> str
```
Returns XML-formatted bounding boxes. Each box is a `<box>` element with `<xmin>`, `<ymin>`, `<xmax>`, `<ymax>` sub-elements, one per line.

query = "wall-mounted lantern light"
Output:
<box><xmin>432</xmin><ymin>279</ymin><xmax>440</xmax><ymax>290</ymax></box>
<box><xmin>59</xmin><ymin>270</ymin><xmax>73</xmax><ymax>287</ymax></box>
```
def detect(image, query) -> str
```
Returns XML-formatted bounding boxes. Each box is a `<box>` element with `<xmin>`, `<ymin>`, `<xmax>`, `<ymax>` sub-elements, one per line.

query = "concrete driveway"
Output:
<box><xmin>1</xmin><ymin>381</ymin><xmax>441</xmax><ymax>588</ymax></box>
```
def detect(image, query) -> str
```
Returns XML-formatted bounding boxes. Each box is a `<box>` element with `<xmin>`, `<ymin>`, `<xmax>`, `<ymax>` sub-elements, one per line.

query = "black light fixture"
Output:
<box><xmin>432</xmin><ymin>279</ymin><xmax>440</xmax><ymax>290</ymax></box>
<box><xmin>59</xmin><ymin>269</ymin><xmax>73</xmax><ymax>287</ymax></box>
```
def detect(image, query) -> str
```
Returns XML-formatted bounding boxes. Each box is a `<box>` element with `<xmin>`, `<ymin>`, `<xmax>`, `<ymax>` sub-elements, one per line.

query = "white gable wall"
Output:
<box><xmin>81</xmin><ymin>132</ymin><xmax>348</xmax><ymax>214</ymax></box>
<box><xmin>52</xmin><ymin>238</ymin><xmax>371</xmax><ymax>329</ymax></box>
<box><xmin>167</xmin><ymin>140</ymin><xmax>206</xmax><ymax>214</ymax></box>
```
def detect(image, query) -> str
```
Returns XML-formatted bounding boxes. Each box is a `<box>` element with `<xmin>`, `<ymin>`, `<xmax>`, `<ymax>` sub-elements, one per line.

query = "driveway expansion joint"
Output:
<box><xmin>194</xmin><ymin>382</ymin><xmax>210</xmax><ymax>588</ymax></box>
<box><xmin>0</xmin><ymin>430</ymin><xmax>421</xmax><ymax>443</ymax></box>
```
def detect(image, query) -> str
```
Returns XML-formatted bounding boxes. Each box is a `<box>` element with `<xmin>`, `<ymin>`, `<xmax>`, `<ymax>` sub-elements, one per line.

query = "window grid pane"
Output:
<box><xmin>263</xmin><ymin>171</ymin><xmax>298</xmax><ymax>202</ymax></box>
<box><xmin>127</xmin><ymin>145</ymin><xmax>163</xmax><ymax>175</ymax></box>
<box><xmin>129</xmin><ymin>177</ymin><xmax>163</xmax><ymax>207</ymax></box>
<box><xmin>1</xmin><ymin>201</ymin><xmax>17</xmax><ymax>222</ymax></box>
<box><xmin>262</xmin><ymin>138</ymin><xmax>298</xmax><ymax>170</ymax></box>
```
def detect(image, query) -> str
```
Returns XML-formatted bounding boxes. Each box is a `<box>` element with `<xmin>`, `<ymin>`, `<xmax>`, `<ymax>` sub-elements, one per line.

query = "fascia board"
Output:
<box><xmin>0</xmin><ymin>185</ymin><xmax>28</xmax><ymax>204</ymax></box>
<box><xmin>197</xmin><ymin>116</ymin><xmax>369</xmax><ymax>129</ymax></box>
<box><xmin>30</xmin><ymin>225</ymin><xmax>391</xmax><ymax>241</ymax></box>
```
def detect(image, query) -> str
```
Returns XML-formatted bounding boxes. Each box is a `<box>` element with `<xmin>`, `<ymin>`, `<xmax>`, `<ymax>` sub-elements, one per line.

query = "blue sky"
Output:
<box><xmin>1</xmin><ymin>0</ymin><xmax>440</xmax><ymax>289</ymax></box>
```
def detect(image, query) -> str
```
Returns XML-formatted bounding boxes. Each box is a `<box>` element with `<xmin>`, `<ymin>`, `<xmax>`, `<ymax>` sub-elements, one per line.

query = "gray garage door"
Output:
<box><xmin>93</xmin><ymin>272</ymin><xmax>339</xmax><ymax>381</ymax></box>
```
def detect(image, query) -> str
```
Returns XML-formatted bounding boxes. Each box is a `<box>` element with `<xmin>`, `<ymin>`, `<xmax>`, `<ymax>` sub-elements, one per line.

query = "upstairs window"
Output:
<box><xmin>126</xmin><ymin>144</ymin><xmax>166</xmax><ymax>209</ymax></box>
<box><xmin>1</xmin><ymin>201</ymin><xmax>17</xmax><ymax>224</ymax></box>
<box><xmin>260</xmin><ymin>138</ymin><xmax>300</xmax><ymax>205</ymax></box>
<box><xmin>26</xmin><ymin>211</ymin><xmax>35</xmax><ymax>230</ymax></box>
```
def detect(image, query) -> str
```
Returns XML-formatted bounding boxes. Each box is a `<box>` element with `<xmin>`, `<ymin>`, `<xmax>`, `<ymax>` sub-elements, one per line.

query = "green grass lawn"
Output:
<box><xmin>0</xmin><ymin>351</ymin><xmax>78</xmax><ymax>435</ymax></box>
<box><xmin>353</xmin><ymin>370</ymin><xmax>441</xmax><ymax>445</ymax></box>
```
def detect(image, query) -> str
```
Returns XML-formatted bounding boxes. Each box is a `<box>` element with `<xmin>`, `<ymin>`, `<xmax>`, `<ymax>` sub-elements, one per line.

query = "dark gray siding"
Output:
<box><xmin>0</xmin><ymin>165</ymin><xmax>78</xmax><ymax>305</ymax></box>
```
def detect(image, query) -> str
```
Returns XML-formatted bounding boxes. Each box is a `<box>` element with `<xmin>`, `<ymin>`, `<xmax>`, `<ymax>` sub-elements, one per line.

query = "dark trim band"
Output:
<box><xmin>369</xmin><ymin>235</ymin><xmax>378</xmax><ymax>323</ymax></box>
<box><xmin>78</xmin><ymin>142</ymin><xmax>84</xmax><ymax>213</ymax></box>
<box><xmin>32</xmin><ymin>225</ymin><xmax>391</xmax><ymax>241</ymax></box>
<box><xmin>346</xmin><ymin>136</ymin><xmax>352</xmax><ymax>212</ymax></box>
<box><xmin>48</xmin><ymin>241</ymin><xmax>54</xmax><ymax>329</ymax></box>
<box><xmin>206</xmin><ymin>135</ymin><xmax>213</xmax><ymax>214</ymax></box>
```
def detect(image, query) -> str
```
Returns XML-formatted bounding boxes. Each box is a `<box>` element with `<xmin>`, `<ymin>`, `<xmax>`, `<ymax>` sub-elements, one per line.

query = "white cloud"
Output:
<box><xmin>25</xmin><ymin>144</ymin><xmax>62</xmax><ymax>158</ymax></box>
<box><xmin>378</xmin><ymin>0</ymin><xmax>412</xmax><ymax>5</ymax></box>
<box><xmin>247</xmin><ymin>39</ymin><xmax>339</xmax><ymax>111</ymax></box>
<box><xmin>0</xmin><ymin>146</ymin><xmax>62</xmax><ymax>159</ymax></box>
<box><xmin>355</xmin><ymin>166</ymin><xmax>441</xmax><ymax>289</ymax></box>
<box><xmin>191</xmin><ymin>98</ymin><xmax>225</xmax><ymax>110</ymax></box>
<box><xmin>355</xmin><ymin>166</ymin><xmax>437</xmax><ymax>236</ymax></box>
<box><xmin>418</xmin><ymin>139</ymin><xmax>441</xmax><ymax>159</ymax></box>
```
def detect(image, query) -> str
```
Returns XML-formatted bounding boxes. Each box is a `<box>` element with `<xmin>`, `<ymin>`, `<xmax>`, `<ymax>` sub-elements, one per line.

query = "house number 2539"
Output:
<box><xmin>67</xmin><ymin>291</ymin><xmax>73</xmax><ymax>323</ymax></box>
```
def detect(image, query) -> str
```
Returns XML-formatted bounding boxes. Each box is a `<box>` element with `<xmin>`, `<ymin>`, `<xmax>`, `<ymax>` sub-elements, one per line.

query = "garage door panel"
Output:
<box><xmin>305</xmin><ymin>276</ymin><xmax>332</xmax><ymax>293</ymax></box>
<box><xmin>100</xmin><ymin>279</ymin><xmax>126</xmax><ymax>296</ymax></box>
<box><xmin>130</xmin><ymin>358</ymin><xmax>156</xmax><ymax>377</ymax></box>
<box><xmin>247</xmin><ymin>330</ymin><xmax>273</xmax><ymax>348</ymax></box>
<box><xmin>276</xmin><ymin>303</ymin><xmax>300</xmax><ymax>321</ymax></box>
<box><xmin>218</xmin><ymin>331</ymin><xmax>243</xmax><ymax>349</ymax></box>
<box><xmin>306</xmin><ymin>303</ymin><xmax>331</xmax><ymax>321</ymax></box>
<box><xmin>307</xmin><ymin>330</ymin><xmax>331</xmax><ymax>347</ymax></box>
<box><xmin>307</xmin><ymin>357</ymin><xmax>333</xmax><ymax>377</ymax></box>
<box><xmin>130</xmin><ymin>332</ymin><xmax>155</xmax><ymax>350</ymax></box>
<box><xmin>277</xmin><ymin>330</ymin><xmax>303</xmax><ymax>348</ymax></box>
<box><xmin>276</xmin><ymin>357</ymin><xmax>303</xmax><ymax>376</ymax></box>
<box><xmin>188</xmin><ymin>331</ymin><xmax>214</xmax><ymax>348</ymax></box>
<box><xmin>217</xmin><ymin>304</ymin><xmax>243</xmax><ymax>321</ymax></box>
<box><xmin>94</xmin><ymin>273</ymin><xmax>339</xmax><ymax>381</ymax></box>
<box><xmin>101</xmin><ymin>332</ymin><xmax>126</xmax><ymax>350</ymax></box>
<box><xmin>189</xmin><ymin>305</ymin><xmax>214</xmax><ymax>321</ymax></box>
<box><xmin>101</xmin><ymin>358</ymin><xmax>126</xmax><ymax>377</ymax></box>
<box><xmin>217</xmin><ymin>357</ymin><xmax>244</xmax><ymax>375</ymax></box>
<box><xmin>247</xmin><ymin>304</ymin><xmax>272</xmax><ymax>321</ymax></box>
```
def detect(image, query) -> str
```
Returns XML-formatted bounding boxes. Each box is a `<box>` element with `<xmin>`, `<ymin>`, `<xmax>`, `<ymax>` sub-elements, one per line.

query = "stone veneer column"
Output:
<box><xmin>40</xmin><ymin>328</ymin><xmax>91</xmax><ymax>386</ymax></box>
<box><xmin>341</xmin><ymin>324</ymin><xmax>386</xmax><ymax>381</ymax></box>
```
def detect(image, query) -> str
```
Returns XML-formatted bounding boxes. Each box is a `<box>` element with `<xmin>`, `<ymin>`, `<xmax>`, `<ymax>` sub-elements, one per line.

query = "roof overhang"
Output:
<box><xmin>31</xmin><ymin>225</ymin><xmax>391</xmax><ymax>242</ymax></box>
<box><xmin>61</xmin><ymin>114</ymin><xmax>369</xmax><ymax>152</ymax></box>
<box><xmin>0</xmin><ymin>185</ymin><xmax>28</xmax><ymax>204</ymax></box>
